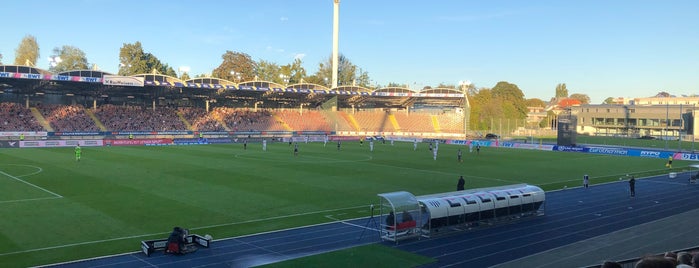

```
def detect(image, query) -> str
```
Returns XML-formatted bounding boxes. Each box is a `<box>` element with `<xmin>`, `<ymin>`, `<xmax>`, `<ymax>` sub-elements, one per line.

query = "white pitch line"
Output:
<box><xmin>0</xmin><ymin>204</ymin><xmax>368</xmax><ymax>257</ymax></box>
<box><xmin>0</xmin><ymin>170</ymin><xmax>62</xmax><ymax>198</ymax></box>
<box><xmin>0</xmin><ymin>196</ymin><xmax>61</xmax><ymax>204</ymax></box>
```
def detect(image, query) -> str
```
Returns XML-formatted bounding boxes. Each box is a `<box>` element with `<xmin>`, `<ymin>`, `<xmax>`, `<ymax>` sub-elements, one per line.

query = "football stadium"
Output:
<box><xmin>1</xmin><ymin>64</ymin><xmax>699</xmax><ymax>268</ymax></box>
<box><xmin>2</xmin><ymin>1</ymin><xmax>699</xmax><ymax>268</ymax></box>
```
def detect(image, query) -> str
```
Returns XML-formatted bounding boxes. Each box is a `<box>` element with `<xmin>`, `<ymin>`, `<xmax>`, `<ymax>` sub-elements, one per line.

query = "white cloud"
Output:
<box><xmin>294</xmin><ymin>53</ymin><xmax>306</xmax><ymax>60</ymax></box>
<box><xmin>280</xmin><ymin>16</ymin><xmax>289</xmax><ymax>22</ymax></box>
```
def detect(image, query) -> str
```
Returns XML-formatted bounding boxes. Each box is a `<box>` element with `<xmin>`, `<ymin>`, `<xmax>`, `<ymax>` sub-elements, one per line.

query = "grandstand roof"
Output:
<box><xmin>0</xmin><ymin>65</ymin><xmax>51</xmax><ymax>75</ymax></box>
<box><xmin>57</xmin><ymin>70</ymin><xmax>113</xmax><ymax>78</ymax></box>
<box><xmin>0</xmin><ymin>64</ymin><xmax>465</xmax><ymax>109</ymax></box>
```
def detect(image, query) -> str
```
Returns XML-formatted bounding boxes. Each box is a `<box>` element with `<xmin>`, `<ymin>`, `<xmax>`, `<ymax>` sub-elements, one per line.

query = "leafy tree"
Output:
<box><xmin>655</xmin><ymin>91</ymin><xmax>671</xmax><ymax>97</ymax></box>
<box><xmin>468</xmin><ymin>88</ymin><xmax>504</xmax><ymax>130</ymax></box>
<box><xmin>355</xmin><ymin>68</ymin><xmax>370</xmax><ymax>87</ymax></box>
<box><xmin>48</xmin><ymin>45</ymin><xmax>89</xmax><ymax>72</ymax></box>
<box><xmin>118</xmin><ymin>42</ymin><xmax>175</xmax><ymax>76</ymax></box>
<box><xmin>555</xmin><ymin>83</ymin><xmax>568</xmax><ymax>98</ymax></box>
<box><xmin>0</xmin><ymin>52</ymin><xmax>3</xmax><ymax>64</ymax></box>
<box><xmin>284</xmin><ymin>58</ymin><xmax>306</xmax><ymax>84</ymax></box>
<box><xmin>526</xmin><ymin>98</ymin><xmax>546</xmax><ymax>107</ymax></box>
<box><xmin>256</xmin><ymin>60</ymin><xmax>281</xmax><ymax>82</ymax></box>
<box><xmin>180</xmin><ymin>72</ymin><xmax>191</xmax><ymax>81</ymax></box>
<box><xmin>540</xmin><ymin>110</ymin><xmax>556</xmax><ymax>128</ymax></box>
<box><xmin>569</xmin><ymin>93</ymin><xmax>591</xmax><ymax>104</ymax></box>
<box><xmin>602</xmin><ymin>97</ymin><xmax>615</xmax><ymax>104</ymax></box>
<box><xmin>14</xmin><ymin>35</ymin><xmax>39</xmax><ymax>66</ymax></box>
<box><xmin>212</xmin><ymin>51</ymin><xmax>257</xmax><ymax>82</ymax></box>
<box><xmin>302</xmin><ymin>74</ymin><xmax>325</xmax><ymax>85</ymax></box>
<box><xmin>313</xmin><ymin>53</ymin><xmax>365</xmax><ymax>87</ymax></box>
<box><xmin>491</xmin><ymin>81</ymin><xmax>527</xmax><ymax>120</ymax></box>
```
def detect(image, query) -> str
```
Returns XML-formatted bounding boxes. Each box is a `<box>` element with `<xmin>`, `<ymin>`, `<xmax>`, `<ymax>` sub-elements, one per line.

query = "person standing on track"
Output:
<box><xmin>583</xmin><ymin>174</ymin><xmax>589</xmax><ymax>188</ymax></box>
<box><xmin>629</xmin><ymin>176</ymin><xmax>636</xmax><ymax>197</ymax></box>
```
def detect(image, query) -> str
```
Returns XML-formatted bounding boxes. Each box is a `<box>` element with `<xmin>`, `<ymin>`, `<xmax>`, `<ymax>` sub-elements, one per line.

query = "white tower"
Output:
<box><xmin>331</xmin><ymin>0</ymin><xmax>340</xmax><ymax>88</ymax></box>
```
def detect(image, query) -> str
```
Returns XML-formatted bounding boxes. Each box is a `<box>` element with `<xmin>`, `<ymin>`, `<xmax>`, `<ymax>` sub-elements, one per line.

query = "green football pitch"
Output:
<box><xmin>0</xmin><ymin>141</ymin><xmax>687</xmax><ymax>267</ymax></box>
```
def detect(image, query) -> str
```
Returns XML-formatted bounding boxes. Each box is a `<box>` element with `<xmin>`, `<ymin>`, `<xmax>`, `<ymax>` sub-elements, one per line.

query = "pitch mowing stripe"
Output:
<box><xmin>0</xmin><ymin>204</ymin><xmax>368</xmax><ymax>258</ymax></box>
<box><xmin>0</xmin><ymin>170</ymin><xmax>62</xmax><ymax>198</ymax></box>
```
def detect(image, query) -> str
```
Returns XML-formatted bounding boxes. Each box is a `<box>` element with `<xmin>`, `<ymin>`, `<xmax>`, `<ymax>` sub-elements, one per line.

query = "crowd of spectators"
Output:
<box><xmin>0</xmin><ymin>102</ymin><xmax>43</xmax><ymax>131</ymax></box>
<box><xmin>178</xmin><ymin>107</ymin><xmax>225</xmax><ymax>131</ymax></box>
<box><xmin>94</xmin><ymin>104</ymin><xmax>186</xmax><ymax>131</ymax></box>
<box><xmin>38</xmin><ymin>104</ymin><xmax>100</xmax><ymax>132</ymax></box>
<box><xmin>1</xmin><ymin>102</ymin><xmax>467</xmax><ymax>133</ymax></box>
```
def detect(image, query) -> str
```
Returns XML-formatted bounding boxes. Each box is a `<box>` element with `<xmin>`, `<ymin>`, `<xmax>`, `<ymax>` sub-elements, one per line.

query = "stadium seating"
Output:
<box><xmin>38</xmin><ymin>104</ymin><xmax>100</xmax><ymax>132</ymax></box>
<box><xmin>94</xmin><ymin>105</ymin><xmax>186</xmax><ymax>131</ymax></box>
<box><xmin>277</xmin><ymin>110</ymin><xmax>332</xmax><ymax>132</ymax></box>
<box><xmin>351</xmin><ymin>111</ymin><xmax>396</xmax><ymax>132</ymax></box>
<box><xmin>392</xmin><ymin>112</ymin><xmax>434</xmax><ymax>132</ymax></box>
<box><xmin>436</xmin><ymin>112</ymin><xmax>465</xmax><ymax>133</ymax></box>
<box><xmin>0</xmin><ymin>102</ymin><xmax>44</xmax><ymax>131</ymax></box>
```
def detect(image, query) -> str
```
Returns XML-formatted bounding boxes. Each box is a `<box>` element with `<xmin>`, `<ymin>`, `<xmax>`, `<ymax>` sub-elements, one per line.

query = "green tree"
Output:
<box><xmin>526</xmin><ymin>98</ymin><xmax>546</xmax><ymax>107</ymax></box>
<box><xmin>48</xmin><ymin>45</ymin><xmax>89</xmax><ymax>72</ymax></box>
<box><xmin>539</xmin><ymin>110</ymin><xmax>557</xmax><ymax>128</ymax></box>
<box><xmin>14</xmin><ymin>35</ymin><xmax>39</xmax><ymax>66</ymax></box>
<box><xmin>602</xmin><ymin>97</ymin><xmax>615</xmax><ymax>104</ymax></box>
<box><xmin>569</xmin><ymin>93</ymin><xmax>591</xmax><ymax>104</ymax></box>
<box><xmin>118</xmin><ymin>42</ymin><xmax>174</xmax><ymax>76</ymax></box>
<box><xmin>355</xmin><ymin>68</ymin><xmax>370</xmax><ymax>87</ymax></box>
<box><xmin>468</xmin><ymin>88</ymin><xmax>504</xmax><ymax>130</ymax></box>
<box><xmin>180</xmin><ymin>72</ymin><xmax>191</xmax><ymax>81</ymax></box>
<box><xmin>0</xmin><ymin>52</ymin><xmax>3</xmax><ymax>64</ymax></box>
<box><xmin>491</xmin><ymin>81</ymin><xmax>527</xmax><ymax>120</ymax></box>
<box><xmin>212</xmin><ymin>51</ymin><xmax>257</xmax><ymax>82</ymax></box>
<box><xmin>555</xmin><ymin>83</ymin><xmax>568</xmax><ymax>98</ymax></box>
<box><xmin>314</xmin><ymin>53</ymin><xmax>364</xmax><ymax>87</ymax></box>
<box><xmin>282</xmin><ymin>58</ymin><xmax>306</xmax><ymax>84</ymax></box>
<box><xmin>256</xmin><ymin>60</ymin><xmax>281</xmax><ymax>82</ymax></box>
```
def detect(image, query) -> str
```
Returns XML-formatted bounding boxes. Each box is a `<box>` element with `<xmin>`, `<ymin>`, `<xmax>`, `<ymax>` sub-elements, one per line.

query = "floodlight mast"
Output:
<box><xmin>331</xmin><ymin>0</ymin><xmax>340</xmax><ymax>89</ymax></box>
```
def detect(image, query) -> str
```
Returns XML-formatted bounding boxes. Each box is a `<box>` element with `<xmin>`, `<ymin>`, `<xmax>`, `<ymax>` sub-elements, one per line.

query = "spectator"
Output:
<box><xmin>634</xmin><ymin>255</ymin><xmax>674</xmax><ymax>268</ymax></box>
<box><xmin>676</xmin><ymin>251</ymin><xmax>692</xmax><ymax>268</ymax></box>
<box><xmin>457</xmin><ymin>176</ymin><xmax>465</xmax><ymax>191</ymax></box>
<box><xmin>600</xmin><ymin>260</ymin><xmax>622</xmax><ymax>268</ymax></box>
<box><xmin>385</xmin><ymin>211</ymin><xmax>395</xmax><ymax>229</ymax></box>
<box><xmin>401</xmin><ymin>210</ymin><xmax>413</xmax><ymax>223</ymax></box>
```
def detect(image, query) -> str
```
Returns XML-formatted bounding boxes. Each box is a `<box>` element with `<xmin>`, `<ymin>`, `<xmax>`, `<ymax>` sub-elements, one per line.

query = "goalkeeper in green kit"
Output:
<box><xmin>75</xmin><ymin>145</ymin><xmax>81</xmax><ymax>162</ymax></box>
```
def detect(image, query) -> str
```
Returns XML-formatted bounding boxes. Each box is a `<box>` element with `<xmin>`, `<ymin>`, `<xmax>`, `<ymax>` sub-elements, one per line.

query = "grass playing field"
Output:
<box><xmin>0</xmin><ymin>140</ymin><xmax>688</xmax><ymax>267</ymax></box>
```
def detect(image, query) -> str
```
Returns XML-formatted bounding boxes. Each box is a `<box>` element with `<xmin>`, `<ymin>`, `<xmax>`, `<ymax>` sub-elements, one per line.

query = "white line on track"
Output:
<box><xmin>325</xmin><ymin>215</ymin><xmax>381</xmax><ymax>232</ymax></box>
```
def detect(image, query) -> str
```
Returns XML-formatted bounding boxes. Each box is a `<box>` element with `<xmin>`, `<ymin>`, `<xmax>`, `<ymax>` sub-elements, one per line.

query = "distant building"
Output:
<box><xmin>571</xmin><ymin>97</ymin><xmax>699</xmax><ymax>139</ymax></box>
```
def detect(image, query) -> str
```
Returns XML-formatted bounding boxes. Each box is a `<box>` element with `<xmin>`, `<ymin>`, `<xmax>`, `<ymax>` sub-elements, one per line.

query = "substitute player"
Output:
<box><xmin>262</xmin><ymin>139</ymin><xmax>267</xmax><ymax>151</ymax></box>
<box><xmin>457</xmin><ymin>149</ymin><xmax>463</xmax><ymax>162</ymax></box>
<box><xmin>75</xmin><ymin>145</ymin><xmax>82</xmax><ymax>161</ymax></box>
<box><xmin>666</xmin><ymin>156</ymin><xmax>673</xmax><ymax>168</ymax></box>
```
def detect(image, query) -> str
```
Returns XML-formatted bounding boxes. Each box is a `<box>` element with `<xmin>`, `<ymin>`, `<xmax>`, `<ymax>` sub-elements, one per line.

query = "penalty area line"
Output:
<box><xmin>0</xmin><ymin>170</ymin><xmax>62</xmax><ymax>198</ymax></box>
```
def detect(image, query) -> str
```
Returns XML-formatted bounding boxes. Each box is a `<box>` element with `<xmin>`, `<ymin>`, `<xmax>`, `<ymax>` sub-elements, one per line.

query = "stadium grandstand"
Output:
<box><xmin>0</xmin><ymin>65</ymin><xmax>469</xmax><ymax>140</ymax></box>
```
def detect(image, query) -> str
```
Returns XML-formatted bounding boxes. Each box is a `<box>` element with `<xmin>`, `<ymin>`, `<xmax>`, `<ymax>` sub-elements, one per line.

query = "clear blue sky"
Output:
<box><xmin>1</xmin><ymin>0</ymin><xmax>697</xmax><ymax>103</ymax></box>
